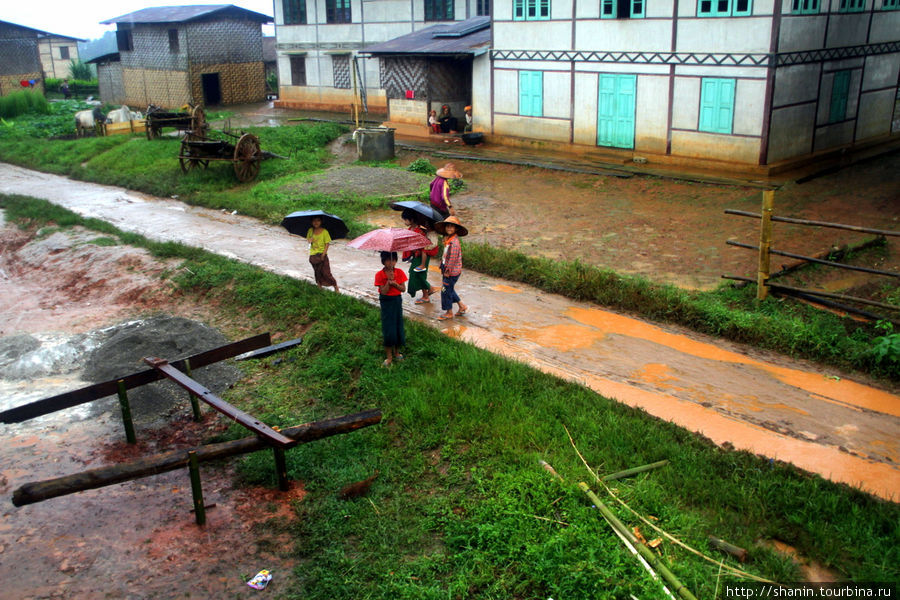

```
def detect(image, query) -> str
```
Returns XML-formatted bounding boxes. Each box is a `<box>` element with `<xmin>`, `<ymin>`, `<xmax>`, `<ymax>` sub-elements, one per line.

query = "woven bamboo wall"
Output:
<box><xmin>0</xmin><ymin>73</ymin><xmax>43</xmax><ymax>96</ymax></box>
<box><xmin>122</xmin><ymin>67</ymin><xmax>191</xmax><ymax>108</ymax></box>
<box><xmin>189</xmin><ymin>61</ymin><xmax>266</xmax><ymax>105</ymax></box>
<box><xmin>380</xmin><ymin>57</ymin><xmax>427</xmax><ymax>99</ymax></box>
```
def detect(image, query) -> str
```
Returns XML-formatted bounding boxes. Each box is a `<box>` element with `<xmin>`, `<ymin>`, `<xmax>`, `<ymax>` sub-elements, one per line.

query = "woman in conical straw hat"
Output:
<box><xmin>429</xmin><ymin>162</ymin><xmax>462</xmax><ymax>219</ymax></box>
<box><xmin>433</xmin><ymin>215</ymin><xmax>469</xmax><ymax>321</ymax></box>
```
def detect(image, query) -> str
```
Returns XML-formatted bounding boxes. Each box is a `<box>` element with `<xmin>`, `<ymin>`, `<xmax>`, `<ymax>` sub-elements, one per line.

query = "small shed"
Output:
<box><xmin>0</xmin><ymin>21</ymin><xmax>45</xmax><ymax>94</ymax></box>
<box><xmin>100</xmin><ymin>4</ymin><xmax>272</xmax><ymax>108</ymax></box>
<box><xmin>360</xmin><ymin>17</ymin><xmax>490</xmax><ymax>129</ymax></box>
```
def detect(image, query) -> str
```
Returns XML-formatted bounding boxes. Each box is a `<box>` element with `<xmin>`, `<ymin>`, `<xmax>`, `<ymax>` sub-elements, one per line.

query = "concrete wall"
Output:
<box><xmin>38</xmin><ymin>36</ymin><xmax>80</xmax><ymax>80</ymax></box>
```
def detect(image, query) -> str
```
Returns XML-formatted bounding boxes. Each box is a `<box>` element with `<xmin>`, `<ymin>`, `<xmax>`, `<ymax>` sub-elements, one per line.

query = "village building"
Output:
<box><xmin>37</xmin><ymin>31</ymin><xmax>84</xmax><ymax>80</ymax></box>
<box><xmin>0</xmin><ymin>20</ymin><xmax>84</xmax><ymax>95</ymax></box>
<box><xmin>273</xmin><ymin>0</ymin><xmax>899</xmax><ymax>171</ymax></box>
<box><xmin>488</xmin><ymin>0</ymin><xmax>900</xmax><ymax>171</ymax></box>
<box><xmin>272</xmin><ymin>0</ymin><xmax>490</xmax><ymax>114</ymax></box>
<box><xmin>98</xmin><ymin>4</ymin><xmax>272</xmax><ymax>109</ymax></box>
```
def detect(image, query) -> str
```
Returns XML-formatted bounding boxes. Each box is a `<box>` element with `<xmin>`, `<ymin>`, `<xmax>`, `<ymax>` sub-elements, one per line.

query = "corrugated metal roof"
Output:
<box><xmin>101</xmin><ymin>5</ymin><xmax>272</xmax><ymax>25</ymax></box>
<box><xmin>0</xmin><ymin>19</ymin><xmax>86</xmax><ymax>41</ymax></box>
<box><xmin>361</xmin><ymin>16</ymin><xmax>490</xmax><ymax>56</ymax></box>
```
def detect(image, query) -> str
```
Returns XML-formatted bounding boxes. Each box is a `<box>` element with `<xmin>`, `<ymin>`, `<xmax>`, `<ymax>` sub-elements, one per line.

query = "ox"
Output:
<box><xmin>106</xmin><ymin>105</ymin><xmax>143</xmax><ymax>124</ymax></box>
<box><xmin>74</xmin><ymin>107</ymin><xmax>106</xmax><ymax>137</ymax></box>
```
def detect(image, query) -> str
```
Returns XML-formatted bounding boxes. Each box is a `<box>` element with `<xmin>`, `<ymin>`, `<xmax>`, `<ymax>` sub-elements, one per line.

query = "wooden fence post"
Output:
<box><xmin>188</xmin><ymin>450</ymin><xmax>206</xmax><ymax>526</ymax></box>
<box><xmin>183</xmin><ymin>358</ymin><xmax>202</xmax><ymax>421</ymax></box>
<box><xmin>116</xmin><ymin>380</ymin><xmax>136</xmax><ymax>444</ymax></box>
<box><xmin>757</xmin><ymin>190</ymin><xmax>775</xmax><ymax>301</ymax></box>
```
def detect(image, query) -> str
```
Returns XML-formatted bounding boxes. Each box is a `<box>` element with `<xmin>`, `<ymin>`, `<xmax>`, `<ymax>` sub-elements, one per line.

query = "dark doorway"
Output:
<box><xmin>201</xmin><ymin>73</ymin><xmax>222</xmax><ymax>105</ymax></box>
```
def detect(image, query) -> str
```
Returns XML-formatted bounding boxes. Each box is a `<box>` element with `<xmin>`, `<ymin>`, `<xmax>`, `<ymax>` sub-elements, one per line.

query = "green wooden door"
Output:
<box><xmin>597</xmin><ymin>74</ymin><xmax>636</xmax><ymax>149</ymax></box>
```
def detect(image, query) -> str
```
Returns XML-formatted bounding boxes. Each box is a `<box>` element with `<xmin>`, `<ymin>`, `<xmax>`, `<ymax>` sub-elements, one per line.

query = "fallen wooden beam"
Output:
<box><xmin>12</xmin><ymin>409</ymin><xmax>382</xmax><ymax>507</ymax></box>
<box><xmin>0</xmin><ymin>333</ymin><xmax>271</xmax><ymax>424</ymax></box>
<box><xmin>144</xmin><ymin>356</ymin><xmax>294</xmax><ymax>447</ymax></box>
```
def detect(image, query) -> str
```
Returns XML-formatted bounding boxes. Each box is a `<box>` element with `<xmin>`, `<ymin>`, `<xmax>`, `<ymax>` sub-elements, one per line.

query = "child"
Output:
<box><xmin>464</xmin><ymin>105</ymin><xmax>473</xmax><ymax>132</ymax></box>
<box><xmin>400</xmin><ymin>212</ymin><xmax>439</xmax><ymax>303</ymax></box>
<box><xmin>306</xmin><ymin>216</ymin><xmax>339</xmax><ymax>293</ymax></box>
<box><xmin>428</xmin><ymin>110</ymin><xmax>440</xmax><ymax>134</ymax></box>
<box><xmin>375</xmin><ymin>251</ymin><xmax>407</xmax><ymax>367</ymax></box>
<box><xmin>434</xmin><ymin>216</ymin><xmax>469</xmax><ymax>321</ymax></box>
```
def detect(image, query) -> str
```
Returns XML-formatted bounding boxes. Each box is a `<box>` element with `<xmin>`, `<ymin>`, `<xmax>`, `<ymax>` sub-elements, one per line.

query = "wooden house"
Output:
<box><xmin>99</xmin><ymin>4</ymin><xmax>272</xmax><ymax>108</ymax></box>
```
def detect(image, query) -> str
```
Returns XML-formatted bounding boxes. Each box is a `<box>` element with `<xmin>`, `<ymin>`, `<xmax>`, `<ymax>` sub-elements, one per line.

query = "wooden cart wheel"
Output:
<box><xmin>191</xmin><ymin>105</ymin><xmax>207</xmax><ymax>135</ymax></box>
<box><xmin>178</xmin><ymin>140</ymin><xmax>209</xmax><ymax>173</ymax></box>
<box><xmin>233</xmin><ymin>133</ymin><xmax>261</xmax><ymax>182</ymax></box>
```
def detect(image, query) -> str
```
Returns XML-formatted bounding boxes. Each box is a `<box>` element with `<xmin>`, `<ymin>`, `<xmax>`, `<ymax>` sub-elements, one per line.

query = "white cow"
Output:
<box><xmin>105</xmin><ymin>105</ymin><xmax>133</xmax><ymax>124</ymax></box>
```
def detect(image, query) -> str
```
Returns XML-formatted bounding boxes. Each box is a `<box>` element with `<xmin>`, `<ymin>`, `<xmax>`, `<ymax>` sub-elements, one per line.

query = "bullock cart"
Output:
<box><xmin>178</xmin><ymin>131</ymin><xmax>284</xmax><ymax>182</ymax></box>
<box><xmin>145</xmin><ymin>104</ymin><xmax>206</xmax><ymax>140</ymax></box>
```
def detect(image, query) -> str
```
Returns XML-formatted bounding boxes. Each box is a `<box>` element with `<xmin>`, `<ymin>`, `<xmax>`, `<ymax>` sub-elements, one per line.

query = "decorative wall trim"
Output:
<box><xmin>490</xmin><ymin>41</ymin><xmax>900</xmax><ymax>68</ymax></box>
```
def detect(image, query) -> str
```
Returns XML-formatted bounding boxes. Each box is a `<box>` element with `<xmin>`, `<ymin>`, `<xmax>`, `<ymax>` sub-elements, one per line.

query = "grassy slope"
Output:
<box><xmin>2</xmin><ymin>194</ymin><xmax>897</xmax><ymax>600</ymax></box>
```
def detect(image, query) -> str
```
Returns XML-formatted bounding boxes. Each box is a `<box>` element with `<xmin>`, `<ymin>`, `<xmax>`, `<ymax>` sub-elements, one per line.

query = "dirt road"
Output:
<box><xmin>2</xmin><ymin>162</ymin><xmax>897</xmax><ymax>502</ymax></box>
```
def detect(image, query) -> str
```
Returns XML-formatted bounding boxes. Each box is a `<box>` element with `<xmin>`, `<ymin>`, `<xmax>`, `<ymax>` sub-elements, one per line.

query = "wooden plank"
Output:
<box><xmin>234</xmin><ymin>337</ymin><xmax>303</xmax><ymax>361</ymax></box>
<box><xmin>13</xmin><ymin>409</ymin><xmax>382</xmax><ymax>506</ymax></box>
<box><xmin>144</xmin><ymin>357</ymin><xmax>294</xmax><ymax>447</ymax></box>
<box><xmin>105</xmin><ymin>120</ymin><xmax>146</xmax><ymax>135</ymax></box>
<box><xmin>0</xmin><ymin>333</ymin><xmax>271</xmax><ymax>424</ymax></box>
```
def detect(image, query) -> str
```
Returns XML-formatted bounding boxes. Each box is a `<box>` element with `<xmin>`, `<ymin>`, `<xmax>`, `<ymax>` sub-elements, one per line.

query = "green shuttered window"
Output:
<box><xmin>838</xmin><ymin>0</ymin><xmax>865</xmax><ymax>11</ymax></box>
<box><xmin>829</xmin><ymin>70</ymin><xmax>851</xmax><ymax>123</ymax></box>
<box><xmin>791</xmin><ymin>0</ymin><xmax>819</xmax><ymax>13</ymax></box>
<box><xmin>602</xmin><ymin>0</ymin><xmax>646</xmax><ymax>17</ymax></box>
<box><xmin>514</xmin><ymin>0</ymin><xmax>551</xmax><ymax>20</ymax></box>
<box><xmin>698</xmin><ymin>78</ymin><xmax>735</xmax><ymax>134</ymax></box>
<box><xmin>519</xmin><ymin>71</ymin><xmax>543</xmax><ymax>117</ymax></box>
<box><xmin>698</xmin><ymin>0</ymin><xmax>751</xmax><ymax>16</ymax></box>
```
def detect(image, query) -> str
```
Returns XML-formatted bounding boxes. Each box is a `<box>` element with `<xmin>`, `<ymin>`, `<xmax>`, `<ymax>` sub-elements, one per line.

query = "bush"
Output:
<box><xmin>0</xmin><ymin>91</ymin><xmax>50</xmax><ymax>119</ymax></box>
<box><xmin>69</xmin><ymin>59</ymin><xmax>94</xmax><ymax>80</ymax></box>
<box><xmin>407</xmin><ymin>158</ymin><xmax>436</xmax><ymax>175</ymax></box>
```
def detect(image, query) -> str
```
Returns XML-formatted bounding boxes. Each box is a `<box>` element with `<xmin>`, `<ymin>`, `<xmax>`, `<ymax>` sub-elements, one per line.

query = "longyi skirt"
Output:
<box><xmin>379</xmin><ymin>294</ymin><xmax>405</xmax><ymax>347</ymax></box>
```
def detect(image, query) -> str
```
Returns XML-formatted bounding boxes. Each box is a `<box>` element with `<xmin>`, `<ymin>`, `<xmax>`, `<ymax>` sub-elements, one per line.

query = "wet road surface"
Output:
<box><xmin>1</xmin><ymin>162</ymin><xmax>897</xmax><ymax>501</ymax></box>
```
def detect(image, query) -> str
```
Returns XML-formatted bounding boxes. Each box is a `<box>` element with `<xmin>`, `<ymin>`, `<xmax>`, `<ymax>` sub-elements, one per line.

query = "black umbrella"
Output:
<box><xmin>281</xmin><ymin>210</ymin><xmax>348</xmax><ymax>239</ymax></box>
<box><xmin>389</xmin><ymin>201</ymin><xmax>443</xmax><ymax>225</ymax></box>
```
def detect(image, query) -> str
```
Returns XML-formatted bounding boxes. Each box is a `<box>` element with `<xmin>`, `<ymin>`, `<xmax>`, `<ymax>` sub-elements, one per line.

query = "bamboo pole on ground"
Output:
<box><xmin>579</xmin><ymin>482</ymin><xmax>698</xmax><ymax>600</ymax></box>
<box><xmin>539</xmin><ymin>460</ymin><xmax>677</xmax><ymax>600</ymax></box>
<box><xmin>602</xmin><ymin>460</ymin><xmax>669</xmax><ymax>481</ymax></box>
<box><xmin>757</xmin><ymin>190</ymin><xmax>774</xmax><ymax>301</ymax></box>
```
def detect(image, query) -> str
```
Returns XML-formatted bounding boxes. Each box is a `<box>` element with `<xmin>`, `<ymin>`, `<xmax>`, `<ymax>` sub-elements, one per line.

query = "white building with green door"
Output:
<box><xmin>489</xmin><ymin>0</ymin><xmax>900</xmax><ymax>170</ymax></box>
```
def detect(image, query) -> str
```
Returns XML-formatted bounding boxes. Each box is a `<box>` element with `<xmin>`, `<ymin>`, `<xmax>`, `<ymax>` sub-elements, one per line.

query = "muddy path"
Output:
<box><xmin>1</xmin><ymin>162</ymin><xmax>898</xmax><ymax>502</ymax></box>
<box><xmin>0</xmin><ymin>225</ymin><xmax>307</xmax><ymax>598</ymax></box>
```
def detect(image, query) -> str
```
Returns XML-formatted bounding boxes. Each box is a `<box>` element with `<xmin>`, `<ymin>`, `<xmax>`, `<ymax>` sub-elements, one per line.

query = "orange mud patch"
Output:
<box><xmin>565</xmin><ymin>306</ymin><xmax>899</xmax><ymax>416</ymax></box>
<box><xmin>491</xmin><ymin>284</ymin><xmax>523</xmax><ymax>294</ymax></box>
<box><xmin>521</xmin><ymin>323</ymin><xmax>607</xmax><ymax>352</ymax></box>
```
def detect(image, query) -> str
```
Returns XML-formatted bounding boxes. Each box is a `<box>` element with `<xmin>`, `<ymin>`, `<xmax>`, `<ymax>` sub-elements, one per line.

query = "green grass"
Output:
<box><xmin>0</xmin><ymin>122</ymin><xmax>896</xmax><ymax>381</ymax></box>
<box><xmin>2</xmin><ymin>193</ymin><xmax>898</xmax><ymax>600</ymax></box>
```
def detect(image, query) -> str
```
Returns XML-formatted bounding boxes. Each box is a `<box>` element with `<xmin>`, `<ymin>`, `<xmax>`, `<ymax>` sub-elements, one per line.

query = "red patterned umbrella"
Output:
<box><xmin>347</xmin><ymin>227</ymin><xmax>430</xmax><ymax>252</ymax></box>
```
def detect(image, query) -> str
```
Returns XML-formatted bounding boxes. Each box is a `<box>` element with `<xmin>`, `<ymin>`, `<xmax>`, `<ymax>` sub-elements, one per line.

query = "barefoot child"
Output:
<box><xmin>428</xmin><ymin>109</ymin><xmax>440</xmax><ymax>134</ymax></box>
<box><xmin>375</xmin><ymin>251</ymin><xmax>407</xmax><ymax>366</ymax></box>
<box><xmin>434</xmin><ymin>216</ymin><xmax>468</xmax><ymax>321</ymax></box>
<box><xmin>307</xmin><ymin>216</ymin><xmax>339</xmax><ymax>293</ymax></box>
